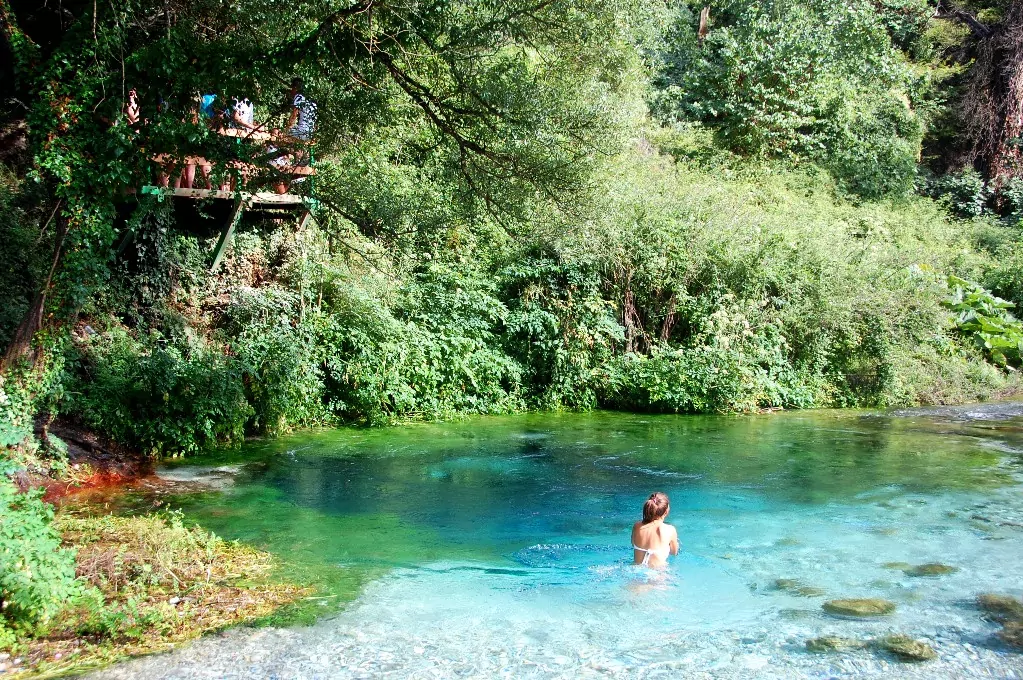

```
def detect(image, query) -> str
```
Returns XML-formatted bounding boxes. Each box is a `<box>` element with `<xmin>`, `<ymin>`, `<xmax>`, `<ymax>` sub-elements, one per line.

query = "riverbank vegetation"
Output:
<box><xmin>3</xmin><ymin>0</ymin><xmax>1023</xmax><ymax>671</ymax></box>
<box><xmin>1</xmin><ymin>504</ymin><xmax>305</xmax><ymax>677</ymax></box>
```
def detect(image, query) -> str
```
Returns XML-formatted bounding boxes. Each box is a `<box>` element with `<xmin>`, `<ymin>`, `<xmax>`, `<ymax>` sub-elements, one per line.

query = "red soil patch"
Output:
<box><xmin>17</xmin><ymin>420</ymin><xmax>156</xmax><ymax>501</ymax></box>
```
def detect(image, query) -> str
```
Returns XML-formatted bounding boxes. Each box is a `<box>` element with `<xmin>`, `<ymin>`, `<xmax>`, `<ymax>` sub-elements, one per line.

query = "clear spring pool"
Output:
<box><xmin>86</xmin><ymin>405</ymin><xmax>1023</xmax><ymax>679</ymax></box>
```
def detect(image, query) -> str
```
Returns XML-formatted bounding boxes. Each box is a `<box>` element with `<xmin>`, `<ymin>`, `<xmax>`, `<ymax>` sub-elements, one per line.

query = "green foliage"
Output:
<box><xmin>0</xmin><ymin>478</ymin><xmax>79</xmax><ymax>632</ymax></box>
<box><xmin>108</xmin><ymin>198</ymin><xmax>185</xmax><ymax>328</ymax></box>
<box><xmin>0</xmin><ymin>167</ymin><xmax>51</xmax><ymax>350</ymax></box>
<box><xmin>35</xmin><ymin>135</ymin><xmax>1007</xmax><ymax>448</ymax></box>
<box><xmin>875</xmin><ymin>0</ymin><xmax>934</xmax><ymax>57</ymax></box>
<box><xmin>0</xmin><ymin>368</ymin><xmax>38</xmax><ymax>451</ymax></box>
<box><xmin>945</xmin><ymin>275</ymin><xmax>1023</xmax><ymax>366</ymax></box>
<box><xmin>601</xmin><ymin>341</ymin><xmax>813</xmax><ymax>414</ymax></box>
<box><xmin>1000</xmin><ymin>177</ymin><xmax>1023</xmax><ymax>223</ymax></box>
<box><xmin>560</xmin><ymin>140</ymin><xmax>1000</xmax><ymax>409</ymax></box>
<box><xmin>0</xmin><ymin>344</ymin><xmax>70</xmax><ymax>471</ymax></box>
<box><xmin>651</xmin><ymin>0</ymin><xmax>922</xmax><ymax>197</ymax></box>
<box><xmin>65</xmin><ymin>329</ymin><xmax>251</xmax><ymax>455</ymax></box>
<box><xmin>0</xmin><ymin>622</ymin><xmax>15</xmax><ymax>651</ymax></box>
<box><xmin>500</xmin><ymin>253</ymin><xmax>622</xmax><ymax>409</ymax></box>
<box><xmin>316</xmin><ymin>262</ymin><xmax>524</xmax><ymax>423</ymax></box>
<box><xmin>0</xmin><ymin>509</ymin><xmax>305</xmax><ymax>671</ymax></box>
<box><xmin>928</xmin><ymin>169</ymin><xmax>991</xmax><ymax>218</ymax></box>
<box><xmin>224</xmin><ymin>287</ymin><xmax>327</xmax><ymax>435</ymax></box>
<box><xmin>2</xmin><ymin>0</ymin><xmax>1019</xmax><ymax>457</ymax></box>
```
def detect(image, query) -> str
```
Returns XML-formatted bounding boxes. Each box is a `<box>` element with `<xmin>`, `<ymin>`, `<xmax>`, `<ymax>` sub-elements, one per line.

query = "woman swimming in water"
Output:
<box><xmin>632</xmin><ymin>491</ymin><xmax>679</xmax><ymax>568</ymax></box>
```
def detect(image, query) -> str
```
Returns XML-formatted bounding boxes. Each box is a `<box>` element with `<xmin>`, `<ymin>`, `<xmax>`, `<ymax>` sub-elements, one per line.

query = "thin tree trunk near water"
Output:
<box><xmin>1</xmin><ymin>211</ymin><xmax>69</xmax><ymax>372</ymax></box>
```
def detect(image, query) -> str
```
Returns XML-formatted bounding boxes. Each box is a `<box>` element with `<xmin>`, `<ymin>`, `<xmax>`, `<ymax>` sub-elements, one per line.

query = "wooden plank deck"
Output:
<box><xmin>217</xmin><ymin>128</ymin><xmax>313</xmax><ymax>146</ymax></box>
<box><xmin>218</xmin><ymin>127</ymin><xmax>274</xmax><ymax>142</ymax></box>
<box><xmin>140</xmin><ymin>186</ymin><xmax>315</xmax><ymax>206</ymax></box>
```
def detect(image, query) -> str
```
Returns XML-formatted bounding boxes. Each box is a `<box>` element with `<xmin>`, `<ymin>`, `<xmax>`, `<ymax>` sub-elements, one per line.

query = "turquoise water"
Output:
<box><xmin>96</xmin><ymin>405</ymin><xmax>1023</xmax><ymax>678</ymax></box>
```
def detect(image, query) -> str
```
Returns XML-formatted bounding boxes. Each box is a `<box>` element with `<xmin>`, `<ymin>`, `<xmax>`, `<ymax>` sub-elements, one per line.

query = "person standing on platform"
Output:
<box><xmin>286</xmin><ymin>78</ymin><xmax>317</xmax><ymax>143</ymax></box>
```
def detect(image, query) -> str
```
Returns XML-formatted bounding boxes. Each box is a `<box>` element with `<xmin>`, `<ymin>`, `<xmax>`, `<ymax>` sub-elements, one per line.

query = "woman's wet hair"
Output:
<box><xmin>642</xmin><ymin>491</ymin><xmax>670</xmax><ymax>523</ymax></box>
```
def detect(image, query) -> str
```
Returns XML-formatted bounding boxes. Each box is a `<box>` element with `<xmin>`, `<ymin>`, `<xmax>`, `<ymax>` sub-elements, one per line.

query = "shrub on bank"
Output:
<box><xmin>13</xmin><ymin>130</ymin><xmax>1012</xmax><ymax>455</ymax></box>
<box><xmin>315</xmin><ymin>262</ymin><xmax>525</xmax><ymax>424</ymax></box>
<box><xmin>0</xmin><ymin>474</ymin><xmax>78</xmax><ymax>641</ymax></box>
<box><xmin>65</xmin><ymin>329</ymin><xmax>251</xmax><ymax>456</ymax></box>
<box><xmin>223</xmin><ymin>286</ymin><xmax>328</xmax><ymax>435</ymax></box>
<box><xmin>0</xmin><ymin>509</ymin><xmax>305</xmax><ymax>674</ymax></box>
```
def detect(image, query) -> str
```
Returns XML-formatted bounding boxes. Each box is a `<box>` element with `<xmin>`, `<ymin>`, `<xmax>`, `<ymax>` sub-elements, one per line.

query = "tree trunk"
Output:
<box><xmin>1</xmin><ymin>211</ymin><xmax>68</xmax><ymax>372</ymax></box>
<box><xmin>954</xmin><ymin>1</ymin><xmax>1023</xmax><ymax>181</ymax></box>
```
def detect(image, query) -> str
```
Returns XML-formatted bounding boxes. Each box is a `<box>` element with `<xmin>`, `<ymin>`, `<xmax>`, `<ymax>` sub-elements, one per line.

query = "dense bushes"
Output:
<box><xmin>500</xmin><ymin>254</ymin><xmax>622</xmax><ymax>410</ymax></box>
<box><xmin>315</xmin><ymin>263</ymin><xmax>524</xmax><ymax>423</ymax></box>
<box><xmin>0</xmin><ymin>473</ymin><xmax>78</xmax><ymax>643</ymax></box>
<box><xmin>223</xmin><ymin>287</ymin><xmax>326</xmax><ymax>435</ymax></box>
<box><xmin>66</xmin><ymin>330</ymin><xmax>251</xmax><ymax>455</ymax></box>
<box><xmin>945</xmin><ymin>276</ymin><xmax>1023</xmax><ymax>366</ymax></box>
<box><xmin>1</xmin><ymin>0</ymin><xmax>1017</xmax><ymax>456</ymax></box>
<box><xmin>33</xmin><ymin>136</ymin><xmax>1010</xmax><ymax>454</ymax></box>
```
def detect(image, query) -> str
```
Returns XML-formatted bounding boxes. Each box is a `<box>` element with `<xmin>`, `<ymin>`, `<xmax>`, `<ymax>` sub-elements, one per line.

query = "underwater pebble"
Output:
<box><xmin>739</xmin><ymin>654</ymin><xmax>770</xmax><ymax>669</ymax></box>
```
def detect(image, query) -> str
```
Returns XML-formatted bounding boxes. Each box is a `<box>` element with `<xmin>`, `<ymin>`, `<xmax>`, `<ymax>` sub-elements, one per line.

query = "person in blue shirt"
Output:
<box><xmin>199</xmin><ymin>93</ymin><xmax>219</xmax><ymax>121</ymax></box>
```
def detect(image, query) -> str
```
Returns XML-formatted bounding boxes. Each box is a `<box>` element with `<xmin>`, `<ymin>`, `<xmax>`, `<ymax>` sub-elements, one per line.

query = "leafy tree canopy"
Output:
<box><xmin>650</xmin><ymin>0</ymin><xmax>926</xmax><ymax>197</ymax></box>
<box><xmin>3</xmin><ymin>0</ymin><xmax>646</xmax><ymax>216</ymax></box>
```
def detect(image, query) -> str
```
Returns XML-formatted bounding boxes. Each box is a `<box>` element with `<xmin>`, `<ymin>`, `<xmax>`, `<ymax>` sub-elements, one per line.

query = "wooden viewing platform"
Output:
<box><xmin>138</xmin><ymin>125</ymin><xmax>320</xmax><ymax>271</ymax></box>
<box><xmin>218</xmin><ymin>127</ymin><xmax>275</xmax><ymax>142</ymax></box>
<box><xmin>151</xmin><ymin>154</ymin><xmax>316</xmax><ymax>177</ymax></box>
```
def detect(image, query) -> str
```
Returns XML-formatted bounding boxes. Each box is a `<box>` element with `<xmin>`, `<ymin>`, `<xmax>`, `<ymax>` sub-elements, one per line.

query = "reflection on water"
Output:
<box><xmin>89</xmin><ymin>406</ymin><xmax>1023</xmax><ymax>679</ymax></box>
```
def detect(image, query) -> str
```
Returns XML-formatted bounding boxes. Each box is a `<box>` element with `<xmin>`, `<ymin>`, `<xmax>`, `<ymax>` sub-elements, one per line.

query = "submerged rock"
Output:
<box><xmin>999</xmin><ymin>620</ymin><xmax>1023</xmax><ymax>649</ymax></box>
<box><xmin>772</xmin><ymin>579</ymin><xmax>826</xmax><ymax>597</ymax></box>
<box><xmin>155</xmin><ymin>464</ymin><xmax>243</xmax><ymax>489</ymax></box>
<box><xmin>977</xmin><ymin>594</ymin><xmax>1023</xmax><ymax>649</ymax></box>
<box><xmin>876</xmin><ymin>635</ymin><xmax>937</xmax><ymax>662</ymax></box>
<box><xmin>779</xmin><ymin>608</ymin><xmax>816</xmax><ymax>621</ymax></box>
<box><xmin>905</xmin><ymin>563</ymin><xmax>958</xmax><ymax>577</ymax></box>
<box><xmin>822</xmin><ymin>598</ymin><xmax>896</xmax><ymax>617</ymax></box>
<box><xmin>977</xmin><ymin>594</ymin><xmax>1023</xmax><ymax>621</ymax></box>
<box><xmin>806</xmin><ymin>636</ymin><xmax>867</xmax><ymax>653</ymax></box>
<box><xmin>882</xmin><ymin>561</ymin><xmax>912</xmax><ymax>571</ymax></box>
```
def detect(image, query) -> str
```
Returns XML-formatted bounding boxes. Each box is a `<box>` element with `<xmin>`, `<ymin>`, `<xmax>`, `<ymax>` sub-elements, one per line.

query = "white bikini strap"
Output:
<box><xmin>633</xmin><ymin>544</ymin><xmax>653</xmax><ymax>566</ymax></box>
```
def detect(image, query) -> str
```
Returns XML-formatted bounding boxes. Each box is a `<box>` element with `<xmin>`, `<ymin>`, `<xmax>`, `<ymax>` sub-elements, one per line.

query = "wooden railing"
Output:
<box><xmin>152</xmin><ymin>127</ymin><xmax>316</xmax><ymax>193</ymax></box>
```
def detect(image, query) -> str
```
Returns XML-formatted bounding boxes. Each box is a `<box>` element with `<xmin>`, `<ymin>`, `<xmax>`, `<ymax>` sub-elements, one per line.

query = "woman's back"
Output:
<box><xmin>631</xmin><ymin>492</ymin><xmax>679</xmax><ymax>568</ymax></box>
<box><xmin>631</xmin><ymin>520</ymin><xmax>677</xmax><ymax>568</ymax></box>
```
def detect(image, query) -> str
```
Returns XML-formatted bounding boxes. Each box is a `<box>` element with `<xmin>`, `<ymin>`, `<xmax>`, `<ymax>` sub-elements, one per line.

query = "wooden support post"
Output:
<box><xmin>297</xmin><ymin>208</ymin><xmax>312</xmax><ymax>321</ymax></box>
<box><xmin>211</xmin><ymin>198</ymin><xmax>246</xmax><ymax>272</ymax></box>
<box><xmin>115</xmin><ymin>228</ymin><xmax>136</xmax><ymax>256</ymax></box>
